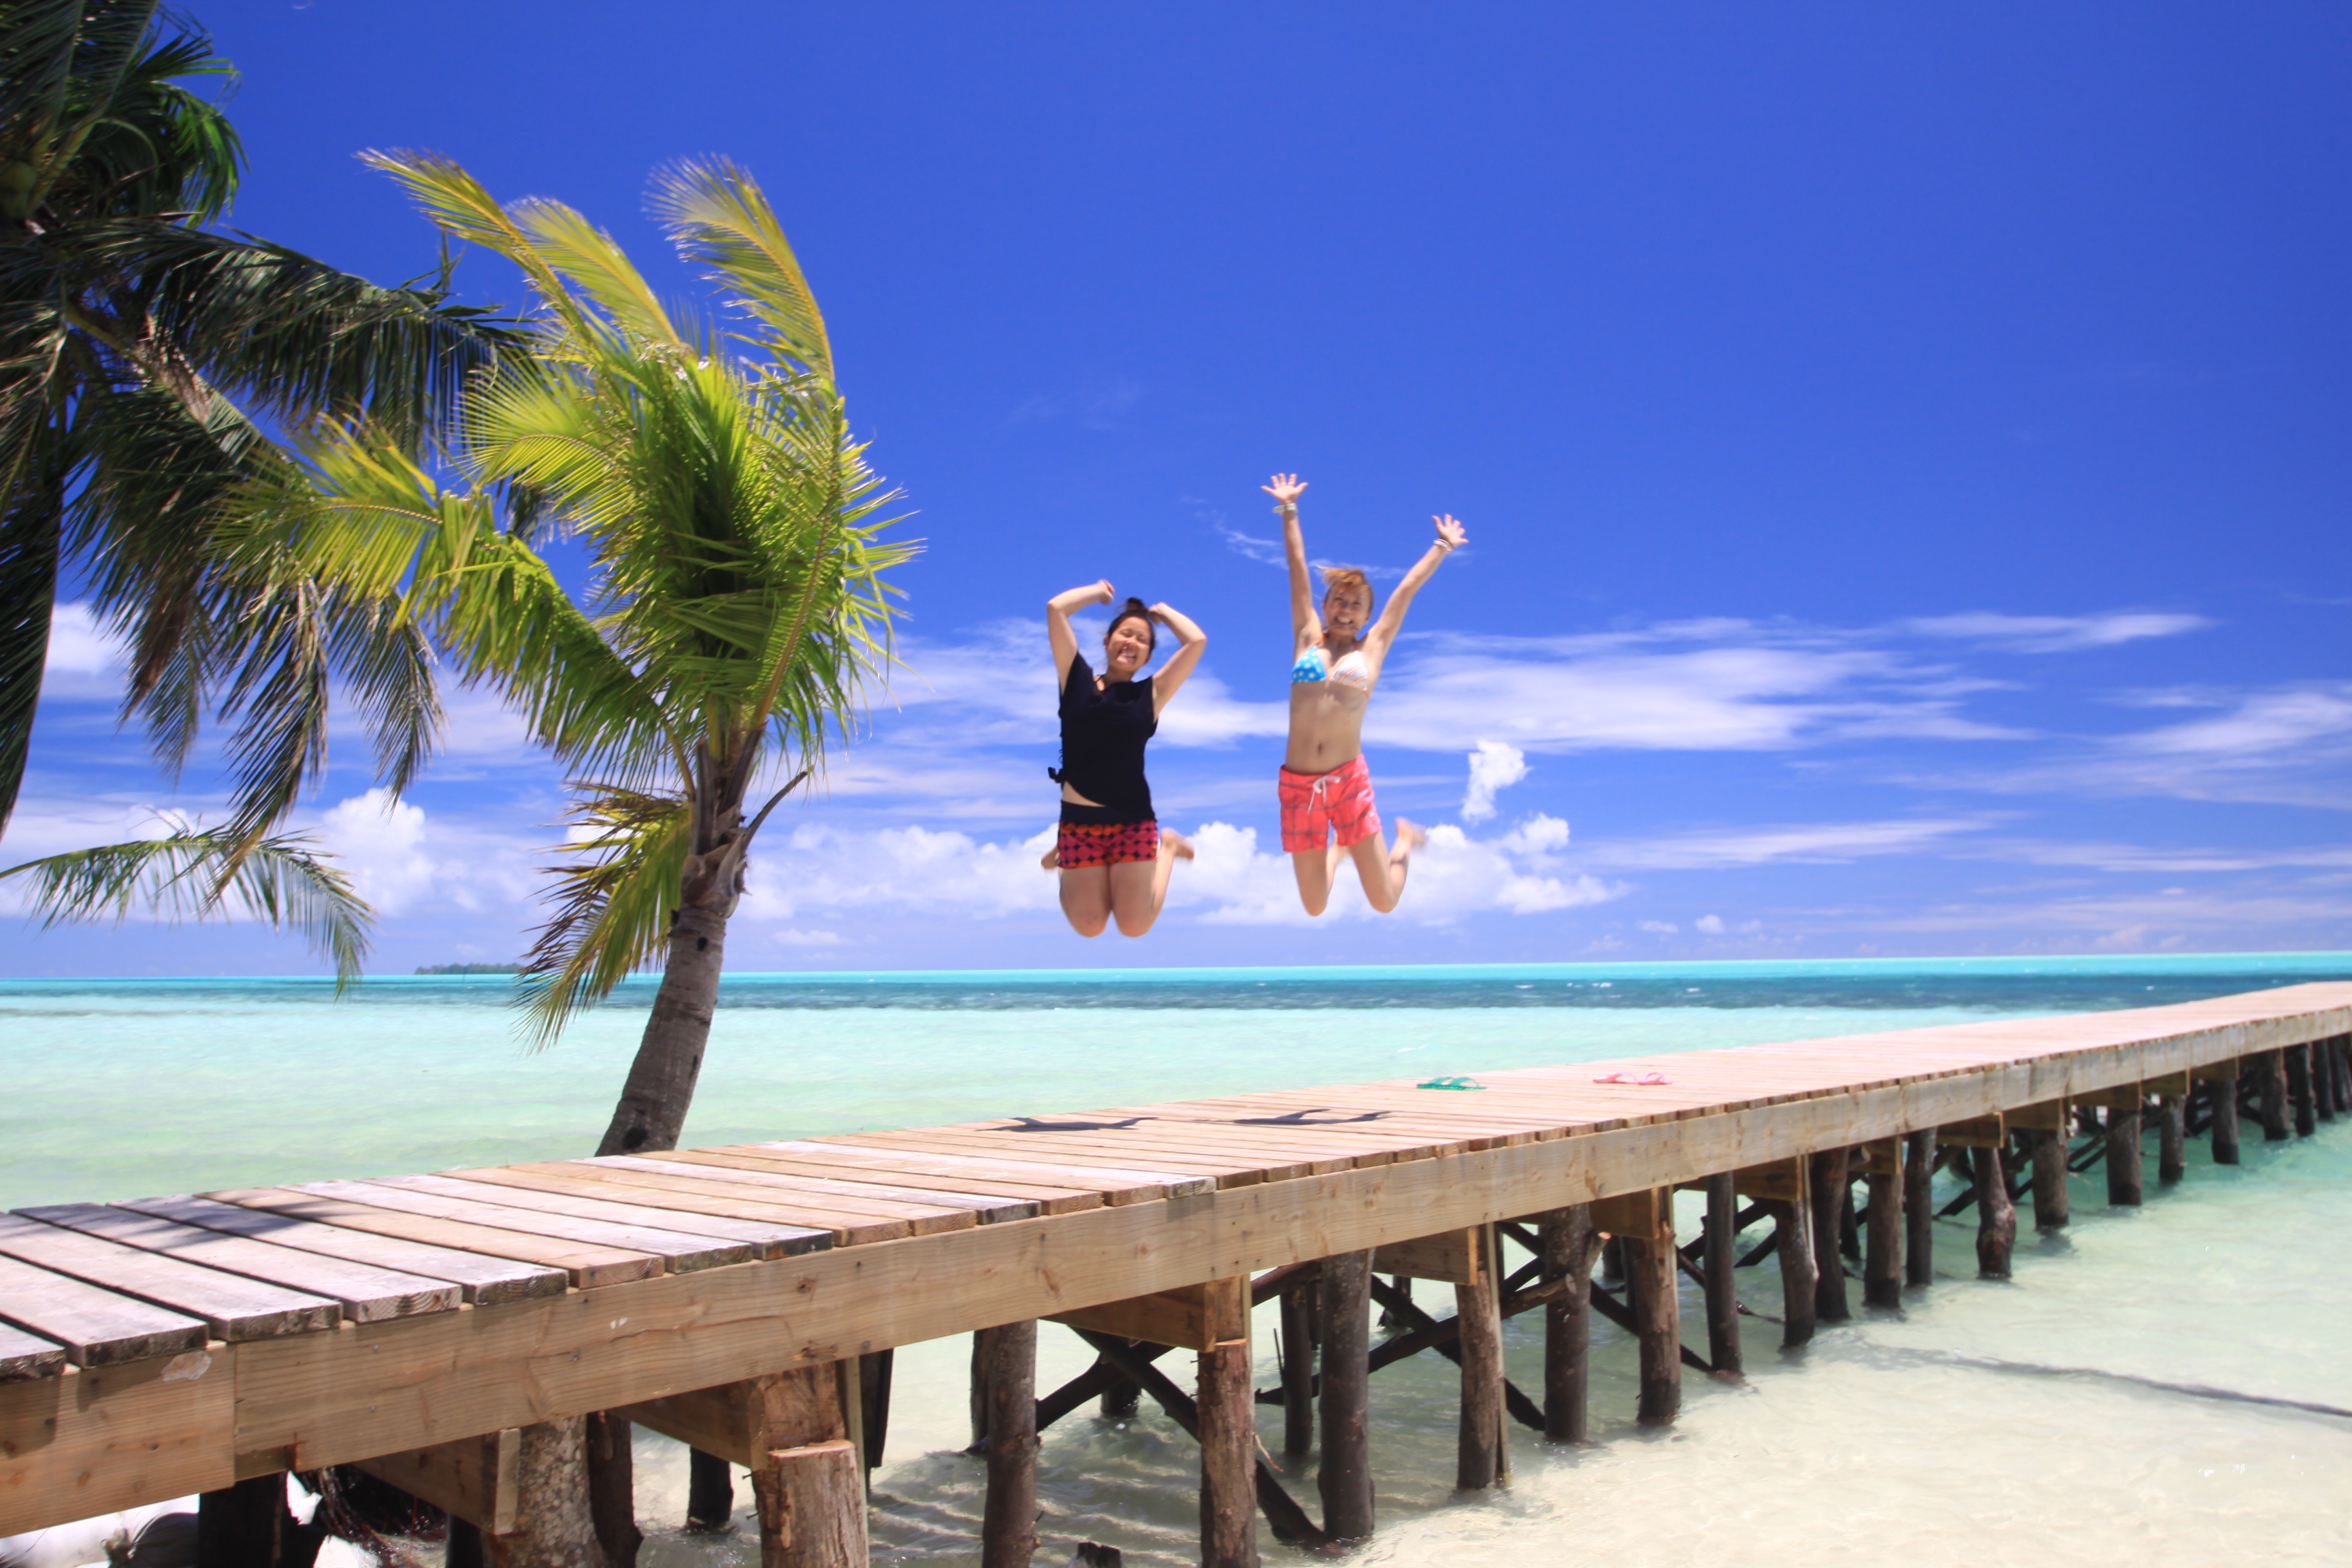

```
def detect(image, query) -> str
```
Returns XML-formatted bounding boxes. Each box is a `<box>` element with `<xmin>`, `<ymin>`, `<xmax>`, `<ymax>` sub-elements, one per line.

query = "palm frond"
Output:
<box><xmin>649</xmin><ymin>159</ymin><xmax>831</xmax><ymax>378</ymax></box>
<box><xmin>0</xmin><ymin>826</ymin><xmax>371</xmax><ymax>987</ymax></box>
<box><xmin>0</xmin><ymin>406</ymin><xmax>69</xmax><ymax>830</ymax></box>
<box><xmin>515</xmin><ymin>787</ymin><xmax>691</xmax><ymax>1047</ymax></box>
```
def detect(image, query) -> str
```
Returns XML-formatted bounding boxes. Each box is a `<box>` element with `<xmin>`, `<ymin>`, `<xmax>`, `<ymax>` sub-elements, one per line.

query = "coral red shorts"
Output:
<box><xmin>1279</xmin><ymin>755</ymin><xmax>1383</xmax><ymax>854</ymax></box>
<box><xmin>1058</xmin><ymin>809</ymin><xmax>1160</xmax><ymax>869</ymax></box>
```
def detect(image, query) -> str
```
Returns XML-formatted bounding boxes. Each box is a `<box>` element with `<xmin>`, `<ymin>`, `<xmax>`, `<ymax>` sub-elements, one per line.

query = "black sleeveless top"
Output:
<box><xmin>1051</xmin><ymin>652</ymin><xmax>1157</xmax><ymax>818</ymax></box>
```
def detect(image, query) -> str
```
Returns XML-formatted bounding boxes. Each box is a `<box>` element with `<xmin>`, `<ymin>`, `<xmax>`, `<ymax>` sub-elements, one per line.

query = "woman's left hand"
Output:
<box><xmin>1434</xmin><ymin>514</ymin><xmax>1468</xmax><ymax>551</ymax></box>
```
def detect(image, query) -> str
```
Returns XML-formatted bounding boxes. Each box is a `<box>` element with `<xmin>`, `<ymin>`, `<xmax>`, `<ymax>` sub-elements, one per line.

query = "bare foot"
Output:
<box><xmin>1040</xmin><ymin>845</ymin><xmax>1060</xmax><ymax>871</ymax></box>
<box><xmin>1162</xmin><ymin>828</ymin><xmax>1195</xmax><ymax>861</ymax></box>
<box><xmin>1394</xmin><ymin>818</ymin><xmax>1428</xmax><ymax>857</ymax></box>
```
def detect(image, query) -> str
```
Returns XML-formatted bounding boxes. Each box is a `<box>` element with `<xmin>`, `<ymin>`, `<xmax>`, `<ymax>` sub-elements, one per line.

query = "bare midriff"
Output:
<box><xmin>1286</xmin><ymin>679</ymin><xmax>1369</xmax><ymax>774</ymax></box>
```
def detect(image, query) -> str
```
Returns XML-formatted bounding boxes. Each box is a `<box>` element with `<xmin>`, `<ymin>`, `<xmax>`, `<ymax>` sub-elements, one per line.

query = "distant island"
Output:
<box><xmin>413</xmin><ymin>963</ymin><xmax>525</xmax><ymax>975</ymax></box>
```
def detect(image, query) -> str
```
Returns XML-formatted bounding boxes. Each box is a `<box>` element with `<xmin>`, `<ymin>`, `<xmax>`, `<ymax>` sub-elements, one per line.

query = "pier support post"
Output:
<box><xmin>859</xmin><ymin>1351</ymin><xmax>894</xmax><ymax>1475</ymax></box>
<box><xmin>2029</xmin><ymin>1129</ymin><xmax>2070</xmax><ymax>1230</ymax></box>
<box><xmin>197</xmin><ymin>1473</ymin><xmax>290</xmax><ymax>1568</ymax></box>
<box><xmin>1456</xmin><ymin>1225</ymin><xmax>1508</xmax><ymax>1485</ymax></box>
<box><xmin>2287</xmin><ymin>1044</ymin><xmax>2317</xmax><ymax>1137</ymax></box>
<box><xmin>1317</xmin><ymin>1250</ymin><xmax>1375</xmax><ymax>1542</ymax></box>
<box><xmin>1972</xmin><ymin>1145</ymin><xmax>2015</xmax><ymax>1280</ymax></box>
<box><xmin>586</xmin><ymin>1411</ymin><xmax>642</xmax><ymax>1568</ymax></box>
<box><xmin>1538</xmin><ymin>1205</ymin><xmax>1598</xmax><ymax>1443</ymax></box>
<box><xmin>1861</xmin><ymin>1141</ymin><xmax>1901</xmax><ymax>1308</ymax></box>
<box><xmin>2332</xmin><ymin>1039</ymin><xmax>2352</xmax><ymax>1113</ymax></box>
<box><xmin>2315</xmin><ymin>1039</ymin><xmax>2339</xmax><ymax>1122</ymax></box>
<box><xmin>2106</xmin><ymin>1098</ymin><xmax>2144</xmax><ymax>1207</ymax></box>
<box><xmin>2208</xmin><ymin>1064</ymin><xmax>2242</xmax><ymax>1164</ymax></box>
<box><xmin>1808</xmin><ymin>1148</ymin><xmax>1852</xmax><ymax>1324</ymax></box>
<box><xmin>1701</xmin><ymin>1175</ymin><xmax>1743</xmax><ymax>1375</ymax></box>
<box><xmin>686</xmin><ymin>1450</ymin><xmax>734</xmax><ymax>1533</ymax></box>
<box><xmin>1278</xmin><ymin>1277</ymin><xmax>1316</xmax><ymax>1458</ymax></box>
<box><xmin>743</xmin><ymin>1366</ymin><xmax>868</xmax><ymax>1568</ymax></box>
<box><xmin>493</xmin><ymin>1418</ymin><xmax>608</xmax><ymax>1568</ymax></box>
<box><xmin>1770</xmin><ymin>1183</ymin><xmax>1817</xmax><ymax>1348</ymax></box>
<box><xmin>2156</xmin><ymin>1096</ymin><xmax>2187</xmax><ymax>1186</ymax></box>
<box><xmin>1196</xmin><ymin>1277</ymin><xmax>1258</xmax><ymax>1568</ymax></box>
<box><xmin>2257</xmin><ymin>1049</ymin><xmax>2291</xmax><ymax>1141</ymax></box>
<box><xmin>977</xmin><ymin>1322</ymin><xmax>1038</xmax><ymax>1568</ymax></box>
<box><xmin>1903</xmin><ymin>1130</ymin><xmax>1935</xmax><ymax>1286</ymax></box>
<box><xmin>1620</xmin><ymin>1192</ymin><xmax>1681</xmax><ymax>1426</ymax></box>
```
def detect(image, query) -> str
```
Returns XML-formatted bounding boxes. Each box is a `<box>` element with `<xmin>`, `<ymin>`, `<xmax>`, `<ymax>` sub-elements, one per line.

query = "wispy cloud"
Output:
<box><xmin>1899</xmin><ymin>610</ymin><xmax>2212</xmax><ymax>653</ymax></box>
<box><xmin>1576</xmin><ymin>817</ymin><xmax>1992</xmax><ymax>871</ymax></box>
<box><xmin>1461</xmin><ymin>740</ymin><xmax>1529</xmax><ymax>822</ymax></box>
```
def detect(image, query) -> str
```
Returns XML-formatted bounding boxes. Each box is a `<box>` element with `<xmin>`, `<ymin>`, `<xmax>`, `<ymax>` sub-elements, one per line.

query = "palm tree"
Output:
<box><xmin>238</xmin><ymin>151</ymin><xmax>913</xmax><ymax>1154</ymax></box>
<box><xmin>1</xmin><ymin>0</ymin><xmax>523</xmax><ymax>850</ymax></box>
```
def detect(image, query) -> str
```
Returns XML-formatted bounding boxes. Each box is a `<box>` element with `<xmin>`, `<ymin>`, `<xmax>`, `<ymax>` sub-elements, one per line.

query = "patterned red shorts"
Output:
<box><xmin>1279</xmin><ymin>755</ymin><xmax>1382</xmax><ymax>854</ymax></box>
<box><xmin>1058</xmin><ymin>814</ymin><xmax>1160</xmax><ymax>869</ymax></box>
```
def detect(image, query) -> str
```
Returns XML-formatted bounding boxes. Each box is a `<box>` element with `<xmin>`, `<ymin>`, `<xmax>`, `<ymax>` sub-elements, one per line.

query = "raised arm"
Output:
<box><xmin>1147</xmin><ymin>602</ymin><xmax>1208</xmax><ymax>715</ymax></box>
<box><xmin>1264</xmin><ymin>473</ymin><xmax>1318</xmax><ymax>647</ymax></box>
<box><xmin>1365</xmin><ymin>514</ymin><xmax>1467</xmax><ymax>652</ymax></box>
<box><xmin>1047</xmin><ymin>579</ymin><xmax>1114</xmax><ymax>685</ymax></box>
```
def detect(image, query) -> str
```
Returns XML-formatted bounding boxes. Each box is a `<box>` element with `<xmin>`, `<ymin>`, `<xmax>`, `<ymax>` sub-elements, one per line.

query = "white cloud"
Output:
<box><xmin>1637</xmin><ymin>919</ymin><xmax>1680</xmax><ymax>934</ymax></box>
<box><xmin>2122</xmin><ymin>686</ymin><xmax>2352</xmax><ymax>759</ymax></box>
<box><xmin>1578</xmin><ymin>817</ymin><xmax>1990</xmax><ymax>871</ymax></box>
<box><xmin>1695</xmin><ymin>913</ymin><xmax>1726</xmax><ymax>934</ymax></box>
<box><xmin>1900</xmin><ymin>611</ymin><xmax>2212</xmax><ymax>653</ymax></box>
<box><xmin>1461</xmin><ymin>740</ymin><xmax>1529</xmax><ymax>822</ymax></box>
<box><xmin>318</xmin><ymin>789</ymin><xmax>436</xmax><ymax>915</ymax></box>
<box><xmin>1980</xmin><ymin>838</ymin><xmax>2352</xmax><ymax>874</ymax></box>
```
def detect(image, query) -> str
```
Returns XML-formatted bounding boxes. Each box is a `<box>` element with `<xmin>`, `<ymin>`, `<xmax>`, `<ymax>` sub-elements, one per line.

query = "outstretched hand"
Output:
<box><xmin>1092</xmin><ymin>578</ymin><xmax>1115</xmax><ymax>605</ymax></box>
<box><xmin>1263</xmin><ymin>473</ymin><xmax>1308</xmax><ymax>509</ymax></box>
<box><xmin>1434</xmin><ymin>514</ymin><xmax>1467</xmax><ymax>551</ymax></box>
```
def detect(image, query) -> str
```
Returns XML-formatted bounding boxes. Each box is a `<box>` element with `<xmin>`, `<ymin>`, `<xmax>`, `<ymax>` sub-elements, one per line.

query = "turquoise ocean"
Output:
<box><xmin>6</xmin><ymin>954</ymin><xmax>2351</xmax><ymax>1565</ymax></box>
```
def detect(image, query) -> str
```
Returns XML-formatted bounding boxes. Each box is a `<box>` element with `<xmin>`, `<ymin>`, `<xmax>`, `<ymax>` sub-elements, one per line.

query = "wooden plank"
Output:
<box><xmin>0</xmin><ymin>1215</ymin><xmax>336</xmax><ymax>1341</ymax></box>
<box><xmin>1371</xmin><ymin>1227</ymin><xmax>1480</xmax><ymax>1284</ymax></box>
<box><xmin>1854</xmin><ymin>1139</ymin><xmax>1901</xmax><ymax>1177</ymax></box>
<box><xmin>434</xmin><ymin>1166</ymin><xmax>900</xmax><ymax>1246</ymax></box>
<box><xmin>0</xmin><ymin>1354</ymin><xmax>235</xmax><ymax>1532</ymax></box>
<box><xmin>613</xmin><ymin>1382</ymin><xmax>753</xmax><ymax>1467</ymax></box>
<box><xmin>585</xmin><ymin>1155</ymin><xmax>1044</xmax><ymax>1220</ymax></box>
<box><xmin>1940</xmin><ymin>1115</ymin><xmax>2006</xmax><ymax>1148</ymax></box>
<box><xmin>2192</xmin><ymin>1060</ymin><xmax>2243</xmax><ymax>1083</ymax></box>
<box><xmin>291</xmin><ymin>1181</ymin><xmax>747</xmax><ymax>1271</ymax></box>
<box><xmin>2094</xmin><ymin>1084</ymin><xmax>2144</xmax><ymax>1111</ymax></box>
<box><xmin>18</xmin><ymin>1205</ymin><xmax>461</xmax><ymax>1324</ymax></box>
<box><xmin>2006</xmin><ymin>1098</ymin><xmax>2070</xmax><ymax>1133</ymax></box>
<box><xmin>0</xmin><ymin>1323</ymin><xmax>67</xmax><ymax>1382</ymax></box>
<box><xmin>381</xmin><ymin>1173</ymin><xmax>823</xmax><ymax>1256</ymax></box>
<box><xmin>746</xmin><ymin>1141</ymin><xmax>1203</xmax><ymax>1203</ymax></box>
<box><xmin>657</xmin><ymin>1149</ymin><xmax>1099</xmax><ymax>1213</ymax></box>
<box><xmin>1731</xmin><ymin>1159</ymin><xmax>1804</xmax><ymax>1203</ymax></box>
<box><xmin>540</xmin><ymin>1161</ymin><xmax>984</xmax><ymax>1229</ymax></box>
<box><xmin>0</xmin><ymin>1254</ymin><xmax>207</xmax><ymax>1368</ymax></box>
<box><xmin>1045</xmin><ymin>1281</ymin><xmax>1241</xmax><ymax>1352</ymax></box>
<box><xmin>350</xmin><ymin>1428</ymin><xmax>519</xmax><ymax>1534</ymax></box>
<box><xmin>819</xmin><ymin>1130</ymin><xmax>1247</xmax><ymax>1189</ymax></box>
<box><xmin>1591</xmin><ymin>1190</ymin><xmax>1660</xmax><ymax>1239</ymax></box>
<box><xmin>2145</xmin><ymin>1070</ymin><xmax>2193</xmax><ymax>1096</ymax></box>
<box><xmin>114</xmin><ymin>1194</ymin><xmax>566</xmax><ymax>1306</ymax></box>
<box><xmin>204</xmin><ymin>1188</ymin><xmax>656</xmax><ymax>1289</ymax></box>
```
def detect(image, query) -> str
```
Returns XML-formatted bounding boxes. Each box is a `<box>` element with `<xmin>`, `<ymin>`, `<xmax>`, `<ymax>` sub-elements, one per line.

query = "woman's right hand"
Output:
<box><xmin>1262</xmin><ymin>473</ymin><xmax>1307</xmax><ymax>509</ymax></box>
<box><xmin>1094</xmin><ymin>578</ymin><xmax>1115</xmax><ymax>605</ymax></box>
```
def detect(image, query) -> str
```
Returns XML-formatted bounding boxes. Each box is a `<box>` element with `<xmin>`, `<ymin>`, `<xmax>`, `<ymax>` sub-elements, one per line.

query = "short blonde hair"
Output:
<box><xmin>1318</xmin><ymin>564</ymin><xmax>1375</xmax><ymax>619</ymax></box>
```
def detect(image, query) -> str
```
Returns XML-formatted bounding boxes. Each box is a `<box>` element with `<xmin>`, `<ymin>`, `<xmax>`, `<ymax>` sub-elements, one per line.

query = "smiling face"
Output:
<box><xmin>1322</xmin><ymin>581</ymin><xmax>1373</xmax><ymax>640</ymax></box>
<box><xmin>1103</xmin><ymin>613</ymin><xmax>1156</xmax><ymax>677</ymax></box>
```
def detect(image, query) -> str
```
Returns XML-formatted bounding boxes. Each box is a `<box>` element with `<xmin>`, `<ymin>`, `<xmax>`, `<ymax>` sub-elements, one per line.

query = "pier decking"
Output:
<box><xmin>4</xmin><ymin>982</ymin><xmax>2349</xmax><ymax>1564</ymax></box>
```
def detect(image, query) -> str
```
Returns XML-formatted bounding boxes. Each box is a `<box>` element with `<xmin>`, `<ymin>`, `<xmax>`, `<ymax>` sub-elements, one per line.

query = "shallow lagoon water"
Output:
<box><xmin>5</xmin><ymin>954</ymin><xmax>2350</xmax><ymax>1565</ymax></box>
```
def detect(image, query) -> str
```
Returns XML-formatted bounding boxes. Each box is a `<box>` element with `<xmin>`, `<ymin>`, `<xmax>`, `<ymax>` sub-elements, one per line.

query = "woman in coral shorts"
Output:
<box><xmin>1264</xmin><ymin>473</ymin><xmax>1465</xmax><ymax>915</ymax></box>
<box><xmin>1041</xmin><ymin>581</ymin><xmax>1207</xmax><ymax>936</ymax></box>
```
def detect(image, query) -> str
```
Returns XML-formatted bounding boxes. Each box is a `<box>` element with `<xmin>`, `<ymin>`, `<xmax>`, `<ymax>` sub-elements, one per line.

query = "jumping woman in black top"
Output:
<box><xmin>1041</xmin><ymin>581</ymin><xmax>1207</xmax><ymax>937</ymax></box>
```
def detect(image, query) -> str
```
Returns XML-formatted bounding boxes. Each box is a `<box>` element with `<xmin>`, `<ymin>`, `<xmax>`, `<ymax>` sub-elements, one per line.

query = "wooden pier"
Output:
<box><xmin>3</xmin><ymin>982</ymin><xmax>2348</xmax><ymax>1565</ymax></box>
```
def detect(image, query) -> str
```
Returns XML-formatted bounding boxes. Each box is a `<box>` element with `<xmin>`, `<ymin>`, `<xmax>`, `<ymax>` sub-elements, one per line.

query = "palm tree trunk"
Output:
<box><xmin>595</xmin><ymin>902</ymin><xmax>731</xmax><ymax>1156</ymax></box>
<box><xmin>493</xmin><ymin>1417</ymin><xmax>606</xmax><ymax>1568</ymax></box>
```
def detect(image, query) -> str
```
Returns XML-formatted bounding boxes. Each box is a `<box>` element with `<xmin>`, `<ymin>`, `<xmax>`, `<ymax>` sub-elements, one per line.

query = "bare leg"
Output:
<box><xmin>1292</xmin><ymin>836</ymin><xmax>1338</xmax><ymax>917</ymax></box>
<box><xmin>1058</xmin><ymin>864</ymin><xmax>1111</xmax><ymax>936</ymax></box>
<box><xmin>1348</xmin><ymin>819</ymin><xmax>1425</xmax><ymax>914</ymax></box>
<box><xmin>1040</xmin><ymin>845</ymin><xmax>1060</xmax><ymax>870</ymax></box>
<box><xmin>1109</xmin><ymin>830</ymin><xmax>1194</xmax><ymax>937</ymax></box>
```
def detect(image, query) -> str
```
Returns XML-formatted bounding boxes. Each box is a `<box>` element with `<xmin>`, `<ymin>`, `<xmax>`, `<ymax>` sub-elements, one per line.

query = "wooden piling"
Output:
<box><xmin>1538</xmin><ymin>1205</ymin><xmax>1599</xmax><ymax>1443</ymax></box>
<box><xmin>1317</xmin><ymin>1250</ymin><xmax>1376</xmax><ymax>1542</ymax></box>
<box><xmin>2315</xmin><ymin>1038</ymin><xmax>2340</xmax><ymax>1122</ymax></box>
<box><xmin>1903</xmin><ymin>1129</ymin><xmax>1935</xmax><ymax>1286</ymax></box>
<box><xmin>1456</xmin><ymin>1225</ymin><xmax>1508</xmax><ymax>1486</ymax></box>
<box><xmin>1701</xmin><ymin>1174</ymin><xmax>1744</xmax><ymax>1375</ymax></box>
<box><xmin>2332</xmin><ymin>1038</ymin><xmax>2352</xmax><ymax>1113</ymax></box>
<box><xmin>1972</xmin><ymin>1143</ymin><xmax>2016</xmax><ymax>1279</ymax></box>
<box><xmin>686</xmin><ymin>1448</ymin><xmax>734</xmax><ymax>1532</ymax></box>
<box><xmin>859</xmin><ymin>1350</ymin><xmax>893</xmax><ymax>1475</ymax></box>
<box><xmin>1622</xmin><ymin>1192</ymin><xmax>1682</xmax><ymax>1426</ymax></box>
<box><xmin>2106</xmin><ymin>1099</ymin><xmax>2144</xmax><ymax>1207</ymax></box>
<box><xmin>1808</xmin><ymin>1147</ymin><xmax>1852</xmax><ymax>1324</ymax></box>
<box><xmin>2209</xmin><ymin>1066</ymin><xmax>2242</xmax><ymax>1164</ymax></box>
<box><xmin>2287</xmin><ymin>1044</ymin><xmax>2317</xmax><ymax>1137</ymax></box>
<box><xmin>977</xmin><ymin>1322</ymin><xmax>1038</xmax><ymax>1568</ymax></box>
<box><xmin>586</xmin><ymin>1411</ymin><xmax>642</xmax><ymax>1568</ymax></box>
<box><xmin>2257</xmin><ymin>1049</ymin><xmax>2292</xmax><ymax>1141</ymax></box>
<box><xmin>197</xmin><ymin>1474</ymin><xmax>289</xmax><ymax>1568</ymax></box>
<box><xmin>1197</xmin><ymin>1278</ymin><xmax>1258</xmax><ymax>1568</ymax></box>
<box><xmin>2029</xmin><ymin>1129</ymin><xmax>2070</xmax><ymax>1229</ymax></box>
<box><xmin>1277</xmin><ymin>1279</ymin><xmax>1316</xmax><ymax>1458</ymax></box>
<box><xmin>1770</xmin><ymin>1190</ymin><xmax>1818</xmax><ymax>1348</ymax></box>
<box><xmin>2156</xmin><ymin>1096</ymin><xmax>2187</xmax><ymax>1186</ymax></box>
<box><xmin>1861</xmin><ymin>1141</ymin><xmax>1901</xmax><ymax>1308</ymax></box>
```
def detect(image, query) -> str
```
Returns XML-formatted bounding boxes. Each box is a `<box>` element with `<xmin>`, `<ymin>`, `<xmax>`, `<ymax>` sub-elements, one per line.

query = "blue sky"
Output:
<box><xmin>8</xmin><ymin>2</ymin><xmax>2350</xmax><ymax>975</ymax></box>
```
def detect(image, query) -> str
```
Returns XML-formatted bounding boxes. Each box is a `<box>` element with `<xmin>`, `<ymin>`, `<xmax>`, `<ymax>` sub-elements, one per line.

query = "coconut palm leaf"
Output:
<box><xmin>649</xmin><ymin>158</ymin><xmax>831</xmax><ymax>377</ymax></box>
<box><xmin>1</xmin><ymin>826</ymin><xmax>370</xmax><ymax>986</ymax></box>
<box><xmin>515</xmin><ymin>787</ymin><xmax>693</xmax><ymax>1047</ymax></box>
